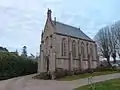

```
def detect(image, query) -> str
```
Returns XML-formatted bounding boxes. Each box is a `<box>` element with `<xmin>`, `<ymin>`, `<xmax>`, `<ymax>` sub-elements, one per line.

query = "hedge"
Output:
<box><xmin>0</xmin><ymin>52</ymin><xmax>38</xmax><ymax>80</ymax></box>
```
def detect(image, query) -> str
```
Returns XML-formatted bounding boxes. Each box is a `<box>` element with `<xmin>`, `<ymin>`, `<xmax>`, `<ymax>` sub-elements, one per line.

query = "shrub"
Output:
<box><xmin>94</xmin><ymin>66</ymin><xmax>118</xmax><ymax>72</ymax></box>
<box><xmin>33</xmin><ymin>72</ymin><xmax>51</xmax><ymax>80</ymax></box>
<box><xmin>64</xmin><ymin>69</ymin><xmax>73</xmax><ymax>76</ymax></box>
<box><xmin>54</xmin><ymin>68</ymin><xmax>66</xmax><ymax>79</ymax></box>
<box><xmin>0</xmin><ymin>52</ymin><xmax>38</xmax><ymax>80</ymax></box>
<box><xmin>73</xmin><ymin>68</ymin><xmax>81</xmax><ymax>75</ymax></box>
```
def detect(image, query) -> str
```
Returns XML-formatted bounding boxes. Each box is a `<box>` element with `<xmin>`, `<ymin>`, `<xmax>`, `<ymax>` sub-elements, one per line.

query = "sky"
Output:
<box><xmin>0</xmin><ymin>0</ymin><xmax>120</xmax><ymax>55</ymax></box>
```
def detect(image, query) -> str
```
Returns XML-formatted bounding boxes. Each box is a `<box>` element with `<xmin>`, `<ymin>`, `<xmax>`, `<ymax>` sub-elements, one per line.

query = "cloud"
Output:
<box><xmin>0</xmin><ymin>6</ymin><xmax>42</xmax><ymax>54</ymax></box>
<box><xmin>0</xmin><ymin>0</ymin><xmax>120</xmax><ymax>55</ymax></box>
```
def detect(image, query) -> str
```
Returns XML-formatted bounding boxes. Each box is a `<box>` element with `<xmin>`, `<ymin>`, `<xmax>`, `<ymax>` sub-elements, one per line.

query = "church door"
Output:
<box><xmin>46</xmin><ymin>56</ymin><xmax>49</xmax><ymax>72</ymax></box>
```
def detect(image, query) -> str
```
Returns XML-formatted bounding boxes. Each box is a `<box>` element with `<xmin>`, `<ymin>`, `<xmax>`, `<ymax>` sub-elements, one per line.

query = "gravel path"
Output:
<box><xmin>0</xmin><ymin>73</ymin><xmax>120</xmax><ymax>90</ymax></box>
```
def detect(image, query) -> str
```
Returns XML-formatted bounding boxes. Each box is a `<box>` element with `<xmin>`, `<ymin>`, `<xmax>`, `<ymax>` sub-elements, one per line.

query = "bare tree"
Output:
<box><xmin>114</xmin><ymin>21</ymin><xmax>120</xmax><ymax>58</ymax></box>
<box><xmin>95</xmin><ymin>21</ymin><xmax>120</xmax><ymax>65</ymax></box>
<box><xmin>95</xmin><ymin>26</ymin><xmax>112</xmax><ymax>66</ymax></box>
<box><xmin>116</xmin><ymin>40</ymin><xmax>120</xmax><ymax>58</ymax></box>
<box><xmin>109</xmin><ymin>25</ymin><xmax>118</xmax><ymax>63</ymax></box>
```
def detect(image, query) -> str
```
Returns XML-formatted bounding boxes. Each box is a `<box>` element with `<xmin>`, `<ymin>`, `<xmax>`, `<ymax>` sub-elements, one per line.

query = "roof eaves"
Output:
<box><xmin>55</xmin><ymin>32</ymin><xmax>95</xmax><ymax>43</ymax></box>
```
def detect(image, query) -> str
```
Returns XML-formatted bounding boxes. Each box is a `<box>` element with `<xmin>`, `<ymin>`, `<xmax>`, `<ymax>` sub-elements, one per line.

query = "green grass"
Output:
<box><xmin>58</xmin><ymin>71</ymin><xmax>119</xmax><ymax>81</ymax></box>
<box><xmin>75</xmin><ymin>78</ymin><xmax>120</xmax><ymax>90</ymax></box>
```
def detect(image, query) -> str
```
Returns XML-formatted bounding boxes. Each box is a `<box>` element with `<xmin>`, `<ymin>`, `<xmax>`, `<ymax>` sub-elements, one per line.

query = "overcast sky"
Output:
<box><xmin>0</xmin><ymin>0</ymin><xmax>120</xmax><ymax>55</ymax></box>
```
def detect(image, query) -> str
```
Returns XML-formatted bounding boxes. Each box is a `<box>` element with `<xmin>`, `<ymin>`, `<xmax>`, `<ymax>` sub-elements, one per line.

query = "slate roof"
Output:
<box><xmin>52</xmin><ymin>21</ymin><xmax>93</xmax><ymax>42</ymax></box>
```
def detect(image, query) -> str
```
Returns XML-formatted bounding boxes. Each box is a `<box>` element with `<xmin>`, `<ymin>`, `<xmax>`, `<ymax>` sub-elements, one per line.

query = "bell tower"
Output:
<box><xmin>47</xmin><ymin>9</ymin><xmax>52</xmax><ymax>21</ymax></box>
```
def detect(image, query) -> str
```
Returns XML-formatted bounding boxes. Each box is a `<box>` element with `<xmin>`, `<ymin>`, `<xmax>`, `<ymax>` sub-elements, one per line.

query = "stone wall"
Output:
<box><xmin>55</xmin><ymin>34</ymin><xmax>98</xmax><ymax>71</ymax></box>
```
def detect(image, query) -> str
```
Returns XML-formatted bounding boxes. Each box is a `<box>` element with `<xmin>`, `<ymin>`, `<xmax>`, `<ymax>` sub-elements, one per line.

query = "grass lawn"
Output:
<box><xmin>58</xmin><ymin>71</ymin><xmax>119</xmax><ymax>81</ymax></box>
<box><xmin>75</xmin><ymin>78</ymin><xmax>120</xmax><ymax>90</ymax></box>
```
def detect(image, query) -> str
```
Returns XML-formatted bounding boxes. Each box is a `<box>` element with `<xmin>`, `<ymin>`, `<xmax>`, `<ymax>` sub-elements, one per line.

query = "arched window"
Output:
<box><xmin>86</xmin><ymin>43</ymin><xmax>88</xmax><ymax>57</ymax></box>
<box><xmin>90</xmin><ymin>45</ymin><xmax>93</xmax><ymax>60</ymax></box>
<box><xmin>81</xmin><ymin>42</ymin><xmax>85</xmax><ymax>58</ymax></box>
<box><xmin>61</xmin><ymin>38</ymin><xmax>67</xmax><ymax>56</ymax></box>
<box><xmin>72</xmin><ymin>40</ymin><xmax>76</xmax><ymax>57</ymax></box>
<box><xmin>45</xmin><ymin>37</ymin><xmax>49</xmax><ymax>53</ymax></box>
<box><xmin>45</xmin><ymin>36</ymin><xmax>49</xmax><ymax>47</ymax></box>
<box><xmin>50</xmin><ymin>35</ymin><xmax>53</xmax><ymax>48</ymax></box>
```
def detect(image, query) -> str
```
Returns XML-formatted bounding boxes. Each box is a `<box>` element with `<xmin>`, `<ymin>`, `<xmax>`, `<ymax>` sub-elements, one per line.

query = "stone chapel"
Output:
<box><xmin>38</xmin><ymin>9</ymin><xmax>99</xmax><ymax>73</ymax></box>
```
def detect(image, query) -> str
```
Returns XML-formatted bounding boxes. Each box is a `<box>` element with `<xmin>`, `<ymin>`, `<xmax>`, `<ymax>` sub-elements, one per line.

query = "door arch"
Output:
<box><xmin>45</xmin><ymin>56</ymin><xmax>49</xmax><ymax>72</ymax></box>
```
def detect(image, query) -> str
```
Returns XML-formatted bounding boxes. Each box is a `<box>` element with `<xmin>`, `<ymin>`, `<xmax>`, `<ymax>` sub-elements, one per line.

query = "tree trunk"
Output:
<box><xmin>112</xmin><ymin>53</ymin><xmax>116</xmax><ymax>63</ymax></box>
<box><xmin>113</xmin><ymin>57</ymin><xmax>116</xmax><ymax>63</ymax></box>
<box><xmin>118</xmin><ymin>53</ymin><xmax>120</xmax><ymax>59</ymax></box>
<box><xmin>107</xmin><ymin>57</ymin><xmax>111</xmax><ymax>66</ymax></box>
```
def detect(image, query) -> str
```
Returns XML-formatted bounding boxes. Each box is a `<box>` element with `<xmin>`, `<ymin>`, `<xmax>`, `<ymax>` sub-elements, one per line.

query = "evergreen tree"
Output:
<box><xmin>10</xmin><ymin>50</ymin><xmax>19</xmax><ymax>56</ymax></box>
<box><xmin>21</xmin><ymin>46</ymin><xmax>27</xmax><ymax>57</ymax></box>
<box><xmin>0</xmin><ymin>46</ymin><xmax>8</xmax><ymax>52</ymax></box>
